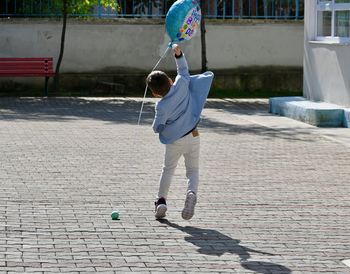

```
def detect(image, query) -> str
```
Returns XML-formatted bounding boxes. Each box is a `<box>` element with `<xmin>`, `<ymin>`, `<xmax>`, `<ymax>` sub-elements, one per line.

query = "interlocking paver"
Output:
<box><xmin>0</xmin><ymin>97</ymin><xmax>349</xmax><ymax>273</ymax></box>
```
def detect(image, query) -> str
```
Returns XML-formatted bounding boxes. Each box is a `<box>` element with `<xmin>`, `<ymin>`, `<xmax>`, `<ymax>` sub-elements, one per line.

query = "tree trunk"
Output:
<box><xmin>200</xmin><ymin>0</ymin><xmax>208</xmax><ymax>73</ymax></box>
<box><xmin>54</xmin><ymin>0</ymin><xmax>68</xmax><ymax>94</ymax></box>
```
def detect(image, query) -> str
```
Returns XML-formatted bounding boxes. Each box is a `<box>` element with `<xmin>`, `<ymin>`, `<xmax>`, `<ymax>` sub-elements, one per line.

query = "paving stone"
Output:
<box><xmin>0</xmin><ymin>98</ymin><xmax>349</xmax><ymax>273</ymax></box>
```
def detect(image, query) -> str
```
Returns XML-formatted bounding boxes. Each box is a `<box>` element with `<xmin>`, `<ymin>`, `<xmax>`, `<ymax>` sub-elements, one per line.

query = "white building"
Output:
<box><xmin>304</xmin><ymin>0</ymin><xmax>350</xmax><ymax>107</ymax></box>
<box><xmin>270</xmin><ymin>0</ymin><xmax>350</xmax><ymax>127</ymax></box>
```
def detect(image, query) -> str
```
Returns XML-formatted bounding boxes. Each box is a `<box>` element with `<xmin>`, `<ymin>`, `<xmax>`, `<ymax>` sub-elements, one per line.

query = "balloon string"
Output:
<box><xmin>137</xmin><ymin>45</ymin><xmax>171</xmax><ymax>126</ymax></box>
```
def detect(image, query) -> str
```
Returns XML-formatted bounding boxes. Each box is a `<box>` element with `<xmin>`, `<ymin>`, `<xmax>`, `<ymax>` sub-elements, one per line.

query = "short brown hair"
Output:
<box><xmin>146</xmin><ymin>71</ymin><xmax>171</xmax><ymax>97</ymax></box>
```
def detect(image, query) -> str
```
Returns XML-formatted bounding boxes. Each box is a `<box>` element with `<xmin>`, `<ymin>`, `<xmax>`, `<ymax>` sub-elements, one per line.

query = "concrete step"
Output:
<box><xmin>269</xmin><ymin>96</ymin><xmax>349</xmax><ymax>128</ymax></box>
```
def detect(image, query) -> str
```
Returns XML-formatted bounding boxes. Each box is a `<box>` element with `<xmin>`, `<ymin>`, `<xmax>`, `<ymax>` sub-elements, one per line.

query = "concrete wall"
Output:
<box><xmin>304</xmin><ymin>2</ymin><xmax>350</xmax><ymax>107</ymax></box>
<box><xmin>0</xmin><ymin>19</ymin><xmax>303</xmax><ymax>94</ymax></box>
<box><xmin>0</xmin><ymin>19</ymin><xmax>303</xmax><ymax>72</ymax></box>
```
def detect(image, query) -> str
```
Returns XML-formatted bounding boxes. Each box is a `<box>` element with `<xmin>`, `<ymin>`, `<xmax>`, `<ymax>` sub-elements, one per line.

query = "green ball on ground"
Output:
<box><xmin>111</xmin><ymin>211</ymin><xmax>119</xmax><ymax>220</ymax></box>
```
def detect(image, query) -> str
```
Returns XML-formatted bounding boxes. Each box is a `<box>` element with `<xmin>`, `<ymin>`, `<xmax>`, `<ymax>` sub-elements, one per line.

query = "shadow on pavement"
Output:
<box><xmin>159</xmin><ymin>219</ymin><xmax>291</xmax><ymax>274</ymax></box>
<box><xmin>0</xmin><ymin>97</ymin><xmax>314</xmax><ymax>143</ymax></box>
<box><xmin>201</xmin><ymin>116</ymin><xmax>314</xmax><ymax>142</ymax></box>
<box><xmin>202</xmin><ymin>99</ymin><xmax>316</xmax><ymax>142</ymax></box>
<box><xmin>0</xmin><ymin>97</ymin><xmax>155</xmax><ymax>125</ymax></box>
<box><xmin>241</xmin><ymin>261</ymin><xmax>292</xmax><ymax>274</ymax></box>
<box><xmin>205</xmin><ymin>99</ymin><xmax>269</xmax><ymax>114</ymax></box>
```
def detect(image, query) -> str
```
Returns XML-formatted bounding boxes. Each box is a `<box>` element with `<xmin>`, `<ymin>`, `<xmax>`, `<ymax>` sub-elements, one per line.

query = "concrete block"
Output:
<box><xmin>344</xmin><ymin>109</ymin><xmax>350</xmax><ymax>128</ymax></box>
<box><xmin>269</xmin><ymin>97</ymin><xmax>344</xmax><ymax>127</ymax></box>
<box><xmin>269</xmin><ymin>96</ymin><xmax>306</xmax><ymax>114</ymax></box>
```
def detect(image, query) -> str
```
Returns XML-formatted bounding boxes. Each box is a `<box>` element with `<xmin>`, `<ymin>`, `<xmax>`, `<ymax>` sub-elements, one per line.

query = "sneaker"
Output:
<box><xmin>154</xmin><ymin>197</ymin><xmax>167</xmax><ymax>219</ymax></box>
<box><xmin>182</xmin><ymin>191</ymin><xmax>197</xmax><ymax>220</ymax></box>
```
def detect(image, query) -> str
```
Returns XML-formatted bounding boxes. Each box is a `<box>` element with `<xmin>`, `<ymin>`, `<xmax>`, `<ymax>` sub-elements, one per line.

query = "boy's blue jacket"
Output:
<box><xmin>152</xmin><ymin>54</ymin><xmax>214</xmax><ymax>144</ymax></box>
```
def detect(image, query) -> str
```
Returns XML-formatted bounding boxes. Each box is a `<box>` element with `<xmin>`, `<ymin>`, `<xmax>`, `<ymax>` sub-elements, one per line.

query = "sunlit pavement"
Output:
<box><xmin>0</xmin><ymin>97</ymin><xmax>349</xmax><ymax>273</ymax></box>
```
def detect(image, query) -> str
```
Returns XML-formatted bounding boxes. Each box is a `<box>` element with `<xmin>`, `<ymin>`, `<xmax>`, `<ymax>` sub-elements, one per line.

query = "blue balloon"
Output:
<box><xmin>166</xmin><ymin>0</ymin><xmax>201</xmax><ymax>43</ymax></box>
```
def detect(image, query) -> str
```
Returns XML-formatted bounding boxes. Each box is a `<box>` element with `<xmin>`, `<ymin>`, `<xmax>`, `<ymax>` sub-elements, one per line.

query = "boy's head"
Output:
<box><xmin>146</xmin><ymin>70</ymin><xmax>173</xmax><ymax>97</ymax></box>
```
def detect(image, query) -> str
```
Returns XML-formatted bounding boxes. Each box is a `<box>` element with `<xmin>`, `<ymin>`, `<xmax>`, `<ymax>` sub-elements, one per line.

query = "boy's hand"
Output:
<box><xmin>172</xmin><ymin>44</ymin><xmax>182</xmax><ymax>57</ymax></box>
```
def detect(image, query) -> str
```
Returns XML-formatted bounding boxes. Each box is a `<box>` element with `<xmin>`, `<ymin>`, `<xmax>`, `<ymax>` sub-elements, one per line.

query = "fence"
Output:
<box><xmin>0</xmin><ymin>0</ymin><xmax>303</xmax><ymax>20</ymax></box>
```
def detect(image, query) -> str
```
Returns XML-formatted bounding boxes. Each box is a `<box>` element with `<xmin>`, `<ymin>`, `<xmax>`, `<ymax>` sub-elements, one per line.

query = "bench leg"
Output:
<box><xmin>45</xmin><ymin>77</ymin><xmax>49</xmax><ymax>97</ymax></box>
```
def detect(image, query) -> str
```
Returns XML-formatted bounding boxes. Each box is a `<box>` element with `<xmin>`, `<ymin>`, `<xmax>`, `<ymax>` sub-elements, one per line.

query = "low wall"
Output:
<box><xmin>0</xmin><ymin>18</ymin><xmax>304</xmax><ymax>94</ymax></box>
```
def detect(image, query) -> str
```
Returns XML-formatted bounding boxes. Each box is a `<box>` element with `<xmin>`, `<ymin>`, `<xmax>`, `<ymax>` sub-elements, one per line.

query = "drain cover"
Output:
<box><xmin>343</xmin><ymin>259</ymin><xmax>350</xmax><ymax>267</ymax></box>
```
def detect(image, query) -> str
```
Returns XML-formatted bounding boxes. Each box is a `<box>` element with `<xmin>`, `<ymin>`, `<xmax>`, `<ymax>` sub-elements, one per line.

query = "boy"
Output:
<box><xmin>146</xmin><ymin>44</ymin><xmax>214</xmax><ymax>220</ymax></box>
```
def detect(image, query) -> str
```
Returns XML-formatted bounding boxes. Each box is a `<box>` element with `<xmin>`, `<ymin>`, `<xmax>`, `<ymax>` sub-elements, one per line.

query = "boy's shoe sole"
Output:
<box><xmin>182</xmin><ymin>192</ymin><xmax>197</xmax><ymax>220</ymax></box>
<box><xmin>155</xmin><ymin>204</ymin><xmax>167</xmax><ymax>219</ymax></box>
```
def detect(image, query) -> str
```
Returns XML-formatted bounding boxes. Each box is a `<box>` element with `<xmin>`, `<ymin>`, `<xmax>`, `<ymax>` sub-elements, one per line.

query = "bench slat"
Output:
<box><xmin>0</xmin><ymin>64</ymin><xmax>52</xmax><ymax>69</ymax></box>
<box><xmin>0</xmin><ymin>70</ymin><xmax>55</xmax><ymax>75</ymax></box>
<box><xmin>0</xmin><ymin>67</ymin><xmax>54</xmax><ymax>71</ymax></box>
<box><xmin>0</xmin><ymin>74</ymin><xmax>55</xmax><ymax>77</ymax></box>
<box><xmin>0</xmin><ymin>58</ymin><xmax>53</xmax><ymax>61</ymax></box>
<box><xmin>0</xmin><ymin>67</ymin><xmax>53</xmax><ymax>71</ymax></box>
<box><xmin>0</xmin><ymin>60</ymin><xmax>53</xmax><ymax>64</ymax></box>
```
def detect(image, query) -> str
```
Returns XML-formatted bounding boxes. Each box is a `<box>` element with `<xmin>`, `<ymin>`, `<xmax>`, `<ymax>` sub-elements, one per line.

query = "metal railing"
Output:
<box><xmin>0</xmin><ymin>0</ymin><xmax>304</xmax><ymax>20</ymax></box>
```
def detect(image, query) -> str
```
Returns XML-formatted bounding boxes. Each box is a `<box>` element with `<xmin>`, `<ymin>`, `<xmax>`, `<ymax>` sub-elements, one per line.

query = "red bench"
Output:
<box><xmin>0</xmin><ymin>58</ymin><xmax>55</xmax><ymax>96</ymax></box>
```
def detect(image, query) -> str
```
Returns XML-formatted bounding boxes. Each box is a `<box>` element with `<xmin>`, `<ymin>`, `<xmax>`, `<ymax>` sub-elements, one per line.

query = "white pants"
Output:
<box><xmin>157</xmin><ymin>132</ymin><xmax>200</xmax><ymax>199</ymax></box>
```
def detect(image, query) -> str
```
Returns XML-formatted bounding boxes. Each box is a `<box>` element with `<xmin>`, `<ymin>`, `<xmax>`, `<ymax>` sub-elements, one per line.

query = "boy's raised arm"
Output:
<box><xmin>173</xmin><ymin>44</ymin><xmax>190</xmax><ymax>78</ymax></box>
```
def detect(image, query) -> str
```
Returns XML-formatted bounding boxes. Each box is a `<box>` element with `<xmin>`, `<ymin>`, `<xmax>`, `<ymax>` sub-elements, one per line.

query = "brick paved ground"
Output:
<box><xmin>0</xmin><ymin>97</ymin><xmax>349</xmax><ymax>274</ymax></box>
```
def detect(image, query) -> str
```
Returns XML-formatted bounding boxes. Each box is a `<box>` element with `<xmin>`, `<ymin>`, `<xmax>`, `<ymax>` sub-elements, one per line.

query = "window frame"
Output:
<box><xmin>316</xmin><ymin>0</ymin><xmax>350</xmax><ymax>44</ymax></box>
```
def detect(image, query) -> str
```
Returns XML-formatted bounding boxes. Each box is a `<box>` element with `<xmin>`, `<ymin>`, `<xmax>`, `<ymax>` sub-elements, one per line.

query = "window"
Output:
<box><xmin>317</xmin><ymin>0</ymin><xmax>350</xmax><ymax>43</ymax></box>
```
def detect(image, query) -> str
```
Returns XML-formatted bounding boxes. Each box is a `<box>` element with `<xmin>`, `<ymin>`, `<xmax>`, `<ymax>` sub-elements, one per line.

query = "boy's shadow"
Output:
<box><xmin>158</xmin><ymin>219</ymin><xmax>291</xmax><ymax>274</ymax></box>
